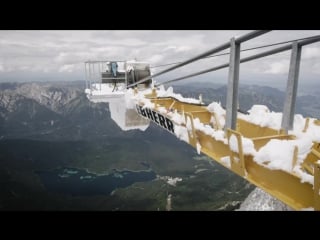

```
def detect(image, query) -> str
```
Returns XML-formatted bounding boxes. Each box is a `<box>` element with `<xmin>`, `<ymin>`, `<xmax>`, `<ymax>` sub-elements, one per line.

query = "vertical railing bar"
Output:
<box><xmin>225</xmin><ymin>37</ymin><xmax>241</xmax><ymax>131</ymax></box>
<box><xmin>281</xmin><ymin>41</ymin><xmax>302</xmax><ymax>132</ymax></box>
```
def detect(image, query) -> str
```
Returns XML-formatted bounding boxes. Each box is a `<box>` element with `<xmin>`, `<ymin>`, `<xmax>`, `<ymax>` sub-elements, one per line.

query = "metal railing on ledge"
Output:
<box><xmin>127</xmin><ymin>31</ymin><xmax>320</xmax><ymax>133</ymax></box>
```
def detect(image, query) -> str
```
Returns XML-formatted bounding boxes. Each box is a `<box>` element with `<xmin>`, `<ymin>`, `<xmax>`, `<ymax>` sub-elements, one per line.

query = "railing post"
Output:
<box><xmin>84</xmin><ymin>62</ymin><xmax>88</xmax><ymax>89</ymax></box>
<box><xmin>281</xmin><ymin>41</ymin><xmax>302</xmax><ymax>132</ymax></box>
<box><xmin>124</xmin><ymin>61</ymin><xmax>127</xmax><ymax>87</ymax></box>
<box><xmin>225</xmin><ymin>37</ymin><xmax>241</xmax><ymax>131</ymax></box>
<box><xmin>88</xmin><ymin>62</ymin><xmax>92</xmax><ymax>91</ymax></box>
<box><xmin>98</xmin><ymin>62</ymin><xmax>101</xmax><ymax>91</ymax></box>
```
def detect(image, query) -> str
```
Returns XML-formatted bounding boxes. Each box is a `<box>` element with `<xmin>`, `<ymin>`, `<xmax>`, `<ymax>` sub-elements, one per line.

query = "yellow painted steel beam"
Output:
<box><xmin>135</xmin><ymin>90</ymin><xmax>320</xmax><ymax>210</ymax></box>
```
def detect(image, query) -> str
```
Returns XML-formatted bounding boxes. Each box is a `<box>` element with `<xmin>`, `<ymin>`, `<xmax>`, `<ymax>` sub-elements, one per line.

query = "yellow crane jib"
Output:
<box><xmin>132</xmin><ymin>87</ymin><xmax>320</xmax><ymax>211</ymax></box>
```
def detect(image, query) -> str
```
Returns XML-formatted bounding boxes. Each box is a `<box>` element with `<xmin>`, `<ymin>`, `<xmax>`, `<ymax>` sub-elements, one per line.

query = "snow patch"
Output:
<box><xmin>253</xmin><ymin>137</ymin><xmax>313</xmax><ymax>184</ymax></box>
<box><xmin>169</xmin><ymin>110</ymin><xmax>185</xmax><ymax>125</ymax></box>
<box><xmin>229</xmin><ymin>134</ymin><xmax>239</xmax><ymax>153</ymax></box>
<box><xmin>158</xmin><ymin>175</ymin><xmax>182</xmax><ymax>187</ymax></box>
<box><xmin>141</xmin><ymin>100</ymin><xmax>155</xmax><ymax>110</ymax></box>
<box><xmin>238</xmin><ymin>105</ymin><xmax>320</xmax><ymax>145</ymax></box>
<box><xmin>207</xmin><ymin>101</ymin><xmax>226</xmax><ymax>128</ymax></box>
<box><xmin>239</xmin><ymin>105</ymin><xmax>282</xmax><ymax>130</ymax></box>
<box><xmin>220</xmin><ymin>156</ymin><xmax>231</xmax><ymax>168</ymax></box>
<box><xmin>196</xmin><ymin>142</ymin><xmax>201</xmax><ymax>154</ymax></box>
<box><xmin>229</xmin><ymin>134</ymin><xmax>256</xmax><ymax>155</ymax></box>
<box><xmin>193</xmin><ymin>117</ymin><xmax>228</xmax><ymax>144</ymax></box>
<box><xmin>293</xmin><ymin>166</ymin><xmax>314</xmax><ymax>185</ymax></box>
<box><xmin>254</xmin><ymin>139</ymin><xmax>295</xmax><ymax>171</ymax></box>
<box><xmin>157</xmin><ymin>86</ymin><xmax>201</xmax><ymax>104</ymax></box>
<box><xmin>242</xmin><ymin>137</ymin><xmax>257</xmax><ymax>155</ymax></box>
<box><xmin>167</xmin><ymin>177</ymin><xmax>182</xmax><ymax>186</ymax></box>
<box><xmin>174</xmin><ymin>125</ymin><xmax>189</xmax><ymax>143</ymax></box>
<box><xmin>298</xmin><ymin>119</ymin><xmax>320</xmax><ymax>142</ymax></box>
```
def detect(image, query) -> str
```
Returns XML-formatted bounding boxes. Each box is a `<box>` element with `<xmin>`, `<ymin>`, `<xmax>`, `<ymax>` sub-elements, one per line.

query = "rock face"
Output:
<box><xmin>0</xmin><ymin>81</ymin><xmax>117</xmax><ymax>141</ymax></box>
<box><xmin>237</xmin><ymin>187</ymin><xmax>293</xmax><ymax>211</ymax></box>
<box><xmin>0</xmin><ymin>82</ymin><xmax>82</xmax><ymax>114</ymax></box>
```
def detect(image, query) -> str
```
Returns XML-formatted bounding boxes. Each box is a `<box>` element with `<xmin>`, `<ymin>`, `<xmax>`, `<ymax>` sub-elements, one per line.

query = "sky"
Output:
<box><xmin>0</xmin><ymin>30</ymin><xmax>320</xmax><ymax>88</ymax></box>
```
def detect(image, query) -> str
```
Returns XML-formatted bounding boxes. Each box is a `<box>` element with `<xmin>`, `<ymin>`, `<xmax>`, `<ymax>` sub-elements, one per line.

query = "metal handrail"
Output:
<box><xmin>126</xmin><ymin>30</ymin><xmax>270</xmax><ymax>88</ymax></box>
<box><xmin>156</xmin><ymin>35</ymin><xmax>320</xmax><ymax>87</ymax></box>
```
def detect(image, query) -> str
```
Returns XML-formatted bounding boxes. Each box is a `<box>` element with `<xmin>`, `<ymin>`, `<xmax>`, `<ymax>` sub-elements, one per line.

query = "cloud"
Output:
<box><xmin>264</xmin><ymin>60</ymin><xmax>290</xmax><ymax>74</ymax></box>
<box><xmin>145</xmin><ymin>54</ymin><xmax>164</xmax><ymax>65</ymax></box>
<box><xmin>18</xmin><ymin>66</ymin><xmax>29</xmax><ymax>71</ymax></box>
<box><xmin>58</xmin><ymin>64</ymin><xmax>75</xmax><ymax>73</ymax></box>
<box><xmin>162</xmin><ymin>45</ymin><xmax>192</xmax><ymax>54</ymax></box>
<box><xmin>0</xmin><ymin>30</ymin><xmax>320</xmax><ymax>84</ymax></box>
<box><xmin>306</xmin><ymin>61</ymin><xmax>320</xmax><ymax>74</ymax></box>
<box><xmin>302</xmin><ymin>47</ymin><xmax>320</xmax><ymax>59</ymax></box>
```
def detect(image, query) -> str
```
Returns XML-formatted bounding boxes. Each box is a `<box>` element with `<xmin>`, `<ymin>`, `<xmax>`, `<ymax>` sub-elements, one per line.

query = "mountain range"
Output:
<box><xmin>0</xmin><ymin>80</ymin><xmax>318</xmax><ymax>210</ymax></box>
